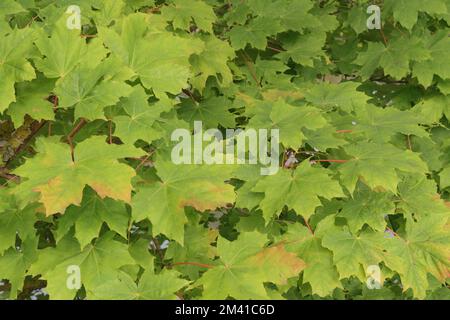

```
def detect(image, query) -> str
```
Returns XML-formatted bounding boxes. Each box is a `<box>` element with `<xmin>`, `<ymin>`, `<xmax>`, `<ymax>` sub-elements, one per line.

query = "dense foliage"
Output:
<box><xmin>0</xmin><ymin>0</ymin><xmax>449</xmax><ymax>300</ymax></box>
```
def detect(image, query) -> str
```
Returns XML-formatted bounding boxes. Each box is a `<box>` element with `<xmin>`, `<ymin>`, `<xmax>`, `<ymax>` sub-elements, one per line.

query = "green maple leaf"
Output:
<box><xmin>229</xmin><ymin>17</ymin><xmax>282</xmax><ymax>50</ymax></box>
<box><xmin>166</xmin><ymin>222</ymin><xmax>217</xmax><ymax>280</ymax></box>
<box><xmin>34</xmin><ymin>18</ymin><xmax>86</xmax><ymax>79</ymax></box>
<box><xmin>322</xmin><ymin>228</ymin><xmax>387</xmax><ymax>281</ymax></box>
<box><xmin>283</xmin><ymin>217</ymin><xmax>342</xmax><ymax>297</ymax></box>
<box><xmin>161</xmin><ymin>0</ymin><xmax>216</xmax><ymax>33</ymax></box>
<box><xmin>304</xmin><ymin>82</ymin><xmax>369</xmax><ymax>112</ymax></box>
<box><xmin>279</xmin><ymin>32</ymin><xmax>326</xmax><ymax>67</ymax></box>
<box><xmin>338</xmin><ymin>185</ymin><xmax>394</xmax><ymax>233</ymax></box>
<box><xmin>99</xmin><ymin>13</ymin><xmax>203</xmax><ymax>97</ymax></box>
<box><xmin>355</xmin><ymin>36</ymin><xmax>430</xmax><ymax>80</ymax></box>
<box><xmin>56</xmin><ymin>188</ymin><xmax>130</xmax><ymax>248</ymax></box>
<box><xmin>383</xmin><ymin>216</ymin><xmax>450</xmax><ymax>299</ymax></box>
<box><xmin>303</xmin><ymin>126</ymin><xmax>347</xmax><ymax>151</ymax></box>
<box><xmin>132</xmin><ymin>159</ymin><xmax>235</xmax><ymax>244</ymax></box>
<box><xmin>0</xmin><ymin>191</ymin><xmax>38</xmax><ymax>254</ymax></box>
<box><xmin>248</xmin><ymin>99</ymin><xmax>326</xmax><ymax>148</ymax></box>
<box><xmin>339</xmin><ymin>142</ymin><xmax>428</xmax><ymax>193</ymax></box>
<box><xmin>190</xmin><ymin>36</ymin><xmax>235</xmax><ymax>90</ymax></box>
<box><xmin>29</xmin><ymin>232</ymin><xmax>134</xmax><ymax>300</ymax></box>
<box><xmin>177</xmin><ymin>96</ymin><xmax>235</xmax><ymax>129</ymax></box>
<box><xmin>252</xmin><ymin>161</ymin><xmax>344</xmax><ymax>221</ymax></box>
<box><xmin>114</xmin><ymin>86</ymin><xmax>170</xmax><ymax>144</ymax></box>
<box><xmin>385</xmin><ymin>0</ymin><xmax>447</xmax><ymax>30</ymax></box>
<box><xmin>0</xmin><ymin>28</ymin><xmax>36</xmax><ymax>112</ymax></box>
<box><xmin>90</xmin><ymin>268</ymin><xmax>188</xmax><ymax>300</ymax></box>
<box><xmin>353</xmin><ymin>105</ymin><xmax>429</xmax><ymax>142</ymax></box>
<box><xmin>7</xmin><ymin>76</ymin><xmax>55</xmax><ymax>127</ymax></box>
<box><xmin>413</xmin><ymin>95</ymin><xmax>450</xmax><ymax>124</ymax></box>
<box><xmin>13</xmin><ymin>136</ymin><xmax>145</xmax><ymax>215</ymax></box>
<box><xmin>196</xmin><ymin>232</ymin><xmax>305</xmax><ymax>299</ymax></box>
<box><xmin>0</xmin><ymin>237</ymin><xmax>37</xmax><ymax>299</ymax></box>
<box><xmin>397</xmin><ymin>174</ymin><xmax>449</xmax><ymax>221</ymax></box>
<box><xmin>412</xmin><ymin>31</ymin><xmax>450</xmax><ymax>87</ymax></box>
<box><xmin>55</xmin><ymin>59</ymin><xmax>133</xmax><ymax>120</ymax></box>
<box><xmin>280</xmin><ymin>0</ymin><xmax>321</xmax><ymax>32</ymax></box>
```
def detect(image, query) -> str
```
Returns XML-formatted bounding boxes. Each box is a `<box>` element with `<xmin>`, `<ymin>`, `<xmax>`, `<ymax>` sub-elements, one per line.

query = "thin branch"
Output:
<box><xmin>136</xmin><ymin>151</ymin><xmax>155</xmax><ymax>171</ymax></box>
<box><xmin>240</xmin><ymin>51</ymin><xmax>262</xmax><ymax>88</ymax></box>
<box><xmin>336</xmin><ymin>129</ymin><xmax>353</xmax><ymax>133</ymax></box>
<box><xmin>303</xmin><ymin>217</ymin><xmax>314</xmax><ymax>235</ymax></box>
<box><xmin>4</xmin><ymin>120</ymin><xmax>47</xmax><ymax>168</ymax></box>
<box><xmin>267</xmin><ymin>46</ymin><xmax>285</xmax><ymax>53</ymax></box>
<box><xmin>170</xmin><ymin>262</ymin><xmax>214</xmax><ymax>269</ymax></box>
<box><xmin>313</xmin><ymin>159</ymin><xmax>349</xmax><ymax>163</ymax></box>
<box><xmin>66</xmin><ymin>118</ymin><xmax>87</xmax><ymax>162</ymax></box>
<box><xmin>406</xmin><ymin>135</ymin><xmax>412</xmax><ymax>151</ymax></box>
<box><xmin>108</xmin><ymin>120</ymin><xmax>113</xmax><ymax>144</ymax></box>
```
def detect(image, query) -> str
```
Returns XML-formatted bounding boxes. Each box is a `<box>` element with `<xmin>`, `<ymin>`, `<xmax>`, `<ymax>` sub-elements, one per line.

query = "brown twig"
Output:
<box><xmin>170</xmin><ymin>262</ymin><xmax>214</xmax><ymax>269</ymax></box>
<box><xmin>136</xmin><ymin>151</ymin><xmax>155</xmax><ymax>171</ymax></box>
<box><xmin>240</xmin><ymin>51</ymin><xmax>262</xmax><ymax>87</ymax></box>
<box><xmin>267</xmin><ymin>46</ymin><xmax>285</xmax><ymax>53</ymax></box>
<box><xmin>182</xmin><ymin>89</ymin><xmax>198</xmax><ymax>103</ymax></box>
<box><xmin>4</xmin><ymin>120</ymin><xmax>47</xmax><ymax>168</ymax></box>
<box><xmin>108</xmin><ymin>120</ymin><xmax>113</xmax><ymax>144</ymax></box>
<box><xmin>66</xmin><ymin>118</ymin><xmax>87</xmax><ymax>162</ymax></box>
<box><xmin>313</xmin><ymin>159</ymin><xmax>349</xmax><ymax>163</ymax></box>
<box><xmin>303</xmin><ymin>217</ymin><xmax>314</xmax><ymax>235</ymax></box>
<box><xmin>336</xmin><ymin>129</ymin><xmax>353</xmax><ymax>133</ymax></box>
<box><xmin>406</xmin><ymin>135</ymin><xmax>412</xmax><ymax>151</ymax></box>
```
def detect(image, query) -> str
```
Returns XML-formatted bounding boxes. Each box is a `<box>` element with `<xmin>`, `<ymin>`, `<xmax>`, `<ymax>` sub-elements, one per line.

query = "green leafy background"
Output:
<box><xmin>0</xmin><ymin>0</ymin><xmax>449</xmax><ymax>300</ymax></box>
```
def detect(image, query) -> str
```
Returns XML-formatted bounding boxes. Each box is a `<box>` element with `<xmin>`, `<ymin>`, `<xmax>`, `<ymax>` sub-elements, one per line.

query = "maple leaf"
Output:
<box><xmin>304</xmin><ymin>82</ymin><xmax>369</xmax><ymax>113</ymax></box>
<box><xmin>90</xmin><ymin>269</ymin><xmax>188</xmax><ymax>300</ymax></box>
<box><xmin>322</xmin><ymin>228</ymin><xmax>387</xmax><ymax>281</ymax></box>
<box><xmin>177</xmin><ymin>95</ymin><xmax>235</xmax><ymax>129</ymax></box>
<box><xmin>28</xmin><ymin>232</ymin><xmax>134</xmax><ymax>299</ymax></box>
<box><xmin>114</xmin><ymin>85</ymin><xmax>170</xmax><ymax>144</ymax></box>
<box><xmin>13</xmin><ymin>136</ymin><xmax>145</xmax><ymax>215</ymax></box>
<box><xmin>161</xmin><ymin>0</ymin><xmax>216</xmax><ymax>33</ymax></box>
<box><xmin>356</xmin><ymin>37</ymin><xmax>430</xmax><ymax>80</ymax></box>
<box><xmin>55</xmin><ymin>59</ymin><xmax>133</xmax><ymax>120</ymax></box>
<box><xmin>229</xmin><ymin>16</ymin><xmax>282</xmax><ymax>50</ymax></box>
<box><xmin>352</xmin><ymin>104</ymin><xmax>429</xmax><ymax>142</ymax></box>
<box><xmin>282</xmin><ymin>217</ymin><xmax>342</xmax><ymax>297</ymax></box>
<box><xmin>196</xmin><ymin>232</ymin><xmax>305</xmax><ymax>299</ymax></box>
<box><xmin>252</xmin><ymin>161</ymin><xmax>344</xmax><ymax>221</ymax></box>
<box><xmin>338</xmin><ymin>185</ymin><xmax>394</xmax><ymax>233</ymax></box>
<box><xmin>248</xmin><ymin>99</ymin><xmax>327</xmax><ymax>148</ymax></box>
<box><xmin>7</xmin><ymin>76</ymin><xmax>55</xmax><ymax>127</ymax></box>
<box><xmin>339</xmin><ymin>142</ymin><xmax>428</xmax><ymax>193</ymax></box>
<box><xmin>189</xmin><ymin>35</ymin><xmax>235</xmax><ymax>90</ymax></box>
<box><xmin>385</xmin><ymin>0</ymin><xmax>447</xmax><ymax>30</ymax></box>
<box><xmin>0</xmin><ymin>28</ymin><xmax>36</xmax><ymax>112</ymax></box>
<box><xmin>397</xmin><ymin>174</ymin><xmax>450</xmax><ymax>221</ymax></box>
<box><xmin>382</xmin><ymin>216</ymin><xmax>450</xmax><ymax>299</ymax></box>
<box><xmin>98</xmin><ymin>13</ymin><xmax>203</xmax><ymax>97</ymax></box>
<box><xmin>279</xmin><ymin>32</ymin><xmax>326</xmax><ymax>67</ymax></box>
<box><xmin>412</xmin><ymin>31</ymin><xmax>450</xmax><ymax>87</ymax></box>
<box><xmin>0</xmin><ymin>191</ymin><xmax>38</xmax><ymax>254</ymax></box>
<box><xmin>34</xmin><ymin>18</ymin><xmax>86</xmax><ymax>79</ymax></box>
<box><xmin>56</xmin><ymin>188</ymin><xmax>130</xmax><ymax>248</ymax></box>
<box><xmin>132</xmin><ymin>159</ymin><xmax>235</xmax><ymax>244</ymax></box>
<box><xmin>0</xmin><ymin>237</ymin><xmax>37</xmax><ymax>299</ymax></box>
